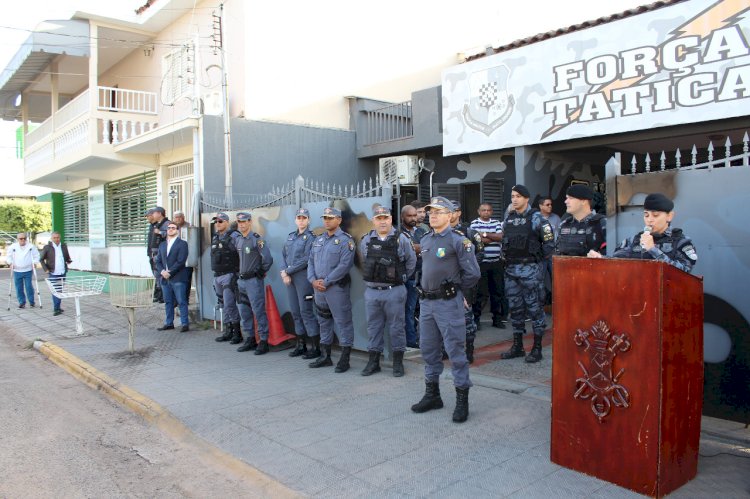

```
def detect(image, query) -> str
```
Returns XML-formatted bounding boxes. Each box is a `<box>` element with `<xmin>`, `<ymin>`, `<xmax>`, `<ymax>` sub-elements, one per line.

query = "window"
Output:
<box><xmin>63</xmin><ymin>190</ymin><xmax>89</xmax><ymax>244</ymax></box>
<box><xmin>433</xmin><ymin>178</ymin><xmax>504</xmax><ymax>218</ymax></box>
<box><xmin>105</xmin><ymin>172</ymin><xmax>157</xmax><ymax>246</ymax></box>
<box><xmin>162</xmin><ymin>45</ymin><xmax>191</xmax><ymax>105</ymax></box>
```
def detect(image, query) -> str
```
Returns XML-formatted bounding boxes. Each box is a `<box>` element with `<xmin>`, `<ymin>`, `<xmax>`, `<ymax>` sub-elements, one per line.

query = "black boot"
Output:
<box><xmin>237</xmin><ymin>335</ymin><xmax>257</xmax><ymax>352</ymax></box>
<box><xmin>452</xmin><ymin>387</ymin><xmax>470</xmax><ymax>423</ymax></box>
<box><xmin>289</xmin><ymin>336</ymin><xmax>307</xmax><ymax>357</ymax></box>
<box><xmin>411</xmin><ymin>381</ymin><xmax>444</xmax><ymax>413</ymax></box>
<box><xmin>500</xmin><ymin>333</ymin><xmax>525</xmax><ymax>359</ymax></box>
<box><xmin>466</xmin><ymin>339</ymin><xmax>475</xmax><ymax>364</ymax></box>
<box><xmin>215</xmin><ymin>323</ymin><xmax>233</xmax><ymax>342</ymax></box>
<box><xmin>302</xmin><ymin>336</ymin><xmax>321</xmax><ymax>359</ymax></box>
<box><xmin>229</xmin><ymin>324</ymin><xmax>244</xmax><ymax>345</ymax></box>
<box><xmin>525</xmin><ymin>335</ymin><xmax>544</xmax><ymax>363</ymax></box>
<box><xmin>254</xmin><ymin>339</ymin><xmax>269</xmax><ymax>355</ymax></box>
<box><xmin>361</xmin><ymin>351</ymin><xmax>381</xmax><ymax>376</ymax></box>
<box><xmin>309</xmin><ymin>344</ymin><xmax>333</xmax><ymax>368</ymax></box>
<box><xmin>492</xmin><ymin>315</ymin><xmax>506</xmax><ymax>329</ymax></box>
<box><xmin>392</xmin><ymin>351</ymin><xmax>405</xmax><ymax>377</ymax></box>
<box><xmin>335</xmin><ymin>346</ymin><xmax>351</xmax><ymax>373</ymax></box>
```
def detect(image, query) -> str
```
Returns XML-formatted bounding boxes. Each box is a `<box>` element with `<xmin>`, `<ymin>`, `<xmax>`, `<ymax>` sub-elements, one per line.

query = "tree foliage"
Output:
<box><xmin>0</xmin><ymin>200</ymin><xmax>52</xmax><ymax>234</ymax></box>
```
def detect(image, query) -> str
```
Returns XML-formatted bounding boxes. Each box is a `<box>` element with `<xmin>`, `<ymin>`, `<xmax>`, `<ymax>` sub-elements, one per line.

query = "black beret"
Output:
<box><xmin>643</xmin><ymin>193</ymin><xmax>674</xmax><ymax>212</ymax></box>
<box><xmin>567</xmin><ymin>184</ymin><xmax>593</xmax><ymax>200</ymax></box>
<box><xmin>512</xmin><ymin>184</ymin><xmax>530</xmax><ymax>198</ymax></box>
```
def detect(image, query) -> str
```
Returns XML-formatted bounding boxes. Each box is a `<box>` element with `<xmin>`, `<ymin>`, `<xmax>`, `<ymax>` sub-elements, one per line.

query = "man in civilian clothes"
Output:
<box><xmin>39</xmin><ymin>232</ymin><xmax>73</xmax><ymax>316</ymax></box>
<box><xmin>156</xmin><ymin>222</ymin><xmax>190</xmax><ymax>332</ymax></box>
<box><xmin>470</xmin><ymin>203</ymin><xmax>508</xmax><ymax>330</ymax></box>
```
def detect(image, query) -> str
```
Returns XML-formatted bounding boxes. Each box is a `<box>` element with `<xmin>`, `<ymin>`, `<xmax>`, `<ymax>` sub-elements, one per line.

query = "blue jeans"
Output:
<box><xmin>49</xmin><ymin>273</ymin><xmax>66</xmax><ymax>310</ymax></box>
<box><xmin>162</xmin><ymin>279</ymin><xmax>189</xmax><ymax>326</ymax></box>
<box><xmin>13</xmin><ymin>270</ymin><xmax>34</xmax><ymax>306</ymax></box>
<box><xmin>404</xmin><ymin>278</ymin><xmax>418</xmax><ymax>346</ymax></box>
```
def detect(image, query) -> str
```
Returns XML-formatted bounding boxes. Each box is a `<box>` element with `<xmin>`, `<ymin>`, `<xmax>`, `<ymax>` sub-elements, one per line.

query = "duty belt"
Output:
<box><xmin>366</xmin><ymin>284</ymin><xmax>403</xmax><ymax>291</ymax></box>
<box><xmin>239</xmin><ymin>271</ymin><xmax>262</xmax><ymax>280</ymax></box>
<box><xmin>214</xmin><ymin>271</ymin><xmax>235</xmax><ymax>277</ymax></box>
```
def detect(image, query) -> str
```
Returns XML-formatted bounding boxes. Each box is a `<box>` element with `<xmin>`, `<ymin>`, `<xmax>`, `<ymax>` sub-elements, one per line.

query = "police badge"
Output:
<box><xmin>436</xmin><ymin>248</ymin><xmax>446</xmax><ymax>258</ymax></box>
<box><xmin>462</xmin><ymin>65</ymin><xmax>515</xmax><ymax>136</ymax></box>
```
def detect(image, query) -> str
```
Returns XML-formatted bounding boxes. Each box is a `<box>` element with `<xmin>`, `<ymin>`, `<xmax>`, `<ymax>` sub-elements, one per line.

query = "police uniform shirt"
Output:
<box><xmin>307</xmin><ymin>228</ymin><xmax>355</xmax><ymax>287</ymax></box>
<box><xmin>420</xmin><ymin>227</ymin><xmax>481</xmax><ymax>295</ymax></box>
<box><xmin>236</xmin><ymin>231</ymin><xmax>273</xmax><ymax>275</ymax></box>
<box><xmin>612</xmin><ymin>226</ymin><xmax>697</xmax><ymax>273</ymax></box>
<box><xmin>501</xmin><ymin>207</ymin><xmax>555</xmax><ymax>261</ymax></box>
<box><xmin>282</xmin><ymin>229</ymin><xmax>314</xmax><ymax>276</ymax></box>
<box><xmin>359</xmin><ymin>228</ymin><xmax>417</xmax><ymax>287</ymax></box>
<box><xmin>556</xmin><ymin>212</ymin><xmax>607</xmax><ymax>256</ymax></box>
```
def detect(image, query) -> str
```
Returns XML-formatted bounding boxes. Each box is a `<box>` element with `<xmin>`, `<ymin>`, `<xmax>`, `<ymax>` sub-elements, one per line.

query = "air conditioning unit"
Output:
<box><xmin>202</xmin><ymin>91</ymin><xmax>223</xmax><ymax>116</ymax></box>
<box><xmin>379</xmin><ymin>155</ymin><xmax>419</xmax><ymax>185</ymax></box>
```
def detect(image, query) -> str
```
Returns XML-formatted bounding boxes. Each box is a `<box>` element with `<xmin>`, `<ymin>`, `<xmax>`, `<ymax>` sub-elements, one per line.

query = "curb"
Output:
<box><xmin>33</xmin><ymin>340</ymin><xmax>300</xmax><ymax>498</ymax></box>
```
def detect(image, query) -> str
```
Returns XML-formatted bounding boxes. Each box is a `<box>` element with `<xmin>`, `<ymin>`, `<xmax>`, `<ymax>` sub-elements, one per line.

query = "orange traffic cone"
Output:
<box><xmin>265</xmin><ymin>284</ymin><xmax>296</xmax><ymax>346</ymax></box>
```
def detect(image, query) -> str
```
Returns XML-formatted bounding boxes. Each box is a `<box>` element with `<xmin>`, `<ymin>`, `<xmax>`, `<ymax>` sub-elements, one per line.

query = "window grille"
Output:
<box><xmin>105</xmin><ymin>172</ymin><xmax>157</xmax><ymax>246</ymax></box>
<box><xmin>63</xmin><ymin>190</ymin><xmax>89</xmax><ymax>244</ymax></box>
<box><xmin>161</xmin><ymin>46</ymin><xmax>191</xmax><ymax>105</ymax></box>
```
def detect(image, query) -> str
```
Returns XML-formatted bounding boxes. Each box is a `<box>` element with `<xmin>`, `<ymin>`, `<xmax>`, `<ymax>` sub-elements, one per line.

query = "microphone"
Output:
<box><xmin>640</xmin><ymin>226</ymin><xmax>651</xmax><ymax>254</ymax></box>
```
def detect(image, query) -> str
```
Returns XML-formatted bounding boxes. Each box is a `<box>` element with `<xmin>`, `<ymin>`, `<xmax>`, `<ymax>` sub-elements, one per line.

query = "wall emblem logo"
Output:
<box><xmin>462</xmin><ymin>65</ymin><xmax>515</xmax><ymax>136</ymax></box>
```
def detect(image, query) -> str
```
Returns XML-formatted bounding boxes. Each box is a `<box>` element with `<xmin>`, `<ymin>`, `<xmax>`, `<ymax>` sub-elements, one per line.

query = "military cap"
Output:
<box><xmin>567</xmin><ymin>184</ymin><xmax>594</xmax><ymax>200</ymax></box>
<box><xmin>322</xmin><ymin>207</ymin><xmax>342</xmax><ymax>218</ymax></box>
<box><xmin>643</xmin><ymin>193</ymin><xmax>674</xmax><ymax>212</ymax></box>
<box><xmin>144</xmin><ymin>208</ymin><xmax>156</xmax><ymax>216</ymax></box>
<box><xmin>236</xmin><ymin>212</ymin><xmax>252</xmax><ymax>221</ymax></box>
<box><xmin>212</xmin><ymin>212</ymin><xmax>229</xmax><ymax>222</ymax></box>
<box><xmin>295</xmin><ymin>208</ymin><xmax>310</xmax><ymax>218</ymax></box>
<box><xmin>425</xmin><ymin>196</ymin><xmax>456</xmax><ymax>212</ymax></box>
<box><xmin>373</xmin><ymin>205</ymin><xmax>391</xmax><ymax>217</ymax></box>
<box><xmin>512</xmin><ymin>185</ymin><xmax>530</xmax><ymax>198</ymax></box>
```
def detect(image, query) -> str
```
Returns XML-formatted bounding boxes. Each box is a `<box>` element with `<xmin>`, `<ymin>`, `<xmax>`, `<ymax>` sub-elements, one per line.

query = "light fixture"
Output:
<box><xmin>143</xmin><ymin>45</ymin><xmax>154</xmax><ymax>57</ymax></box>
<box><xmin>14</xmin><ymin>94</ymin><xmax>21</xmax><ymax>106</ymax></box>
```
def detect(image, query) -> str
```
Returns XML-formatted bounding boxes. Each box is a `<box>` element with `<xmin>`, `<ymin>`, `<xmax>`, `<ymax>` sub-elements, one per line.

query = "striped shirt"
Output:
<box><xmin>470</xmin><ymin>217</ymin><xmax>503</xmax><ymax>262</ymax></box>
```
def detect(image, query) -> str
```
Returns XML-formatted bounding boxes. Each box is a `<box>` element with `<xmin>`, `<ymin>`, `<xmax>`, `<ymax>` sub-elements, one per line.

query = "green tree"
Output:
<box><xmin>0</xmin><ymin>200</ymin><xmax>52</xmax><ymax>234</ymax></box>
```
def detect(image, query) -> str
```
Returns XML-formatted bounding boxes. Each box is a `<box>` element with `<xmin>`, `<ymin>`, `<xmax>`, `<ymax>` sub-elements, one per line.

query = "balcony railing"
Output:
<box><xmin>364</xmin><ymin>100</ymin><xmax>413</xmax><ymax>145</ymax></box>
<box><xmin>23</xmin><ymin>86</ymin><xmax>159</xmax><ymax>177</ymax></box>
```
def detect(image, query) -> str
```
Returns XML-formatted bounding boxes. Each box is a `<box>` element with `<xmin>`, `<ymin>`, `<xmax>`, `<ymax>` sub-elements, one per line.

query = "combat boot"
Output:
<box><xmin>492</xmin><ymin>315</ymin><xmax>506</xmax><ymax>329</ymax></box>
<box><xmin>500</xmin><ymin>333</ymin><xmax>525</xmax><ymax>359</ymax></box>
<box><xmin>452</xmin><ymin>387</ymin><xmax>470</xmax><ymax>423</ymax></box>
<box><xmin>411</xmin><ymin>381</ymin><xmax>444</xmax><ymax>413</ymax></box>
<box><xmin>335</xmin><ymin>346</ymin><xmax>351</xmax><ymax>373</ymax></box>
<box><xmin>289</xmin><ymin>336</ymin><xmax>307</xmax><ymax>357</ymax></box>
<box><xmin>254</xmin><ymin>340</ymin><xmax>269</xmax><ymax>355</ymax></box>
<box><xmin>309</xmin><ymin>344</ymin><xmax>333</xmax><ymax>368</ymax></box>
<box><xmin>215</xmin><ymin>323</ymin><xmax>233</xmax><ymax>342</ymax></box>
<box><xmin>392</xmin><ymin>351</ymin><xmax>405</xmax><ymax>377</ymax></box>
<box><xmin>229</xmin><ymin>324</ymin><xmax>244</xmax><ymax>345</ymax></box>
<box><xmin>361</xmin><ymin>351</ymin><xmax>381</xmax><ymax>376</ymax></box>
<box><xmin>302</xmin><ymin>336</ymin><xmax>321</xmax><ymax>359</ymax></box>
<box><xmin>237</xmin><ymin>335</ymin><xmax>257</xmax><ymax>352</ymax></box>
<box><xmin>525</xmin><ymin>336</ymin><xmax>544</xmax><ymax>363</ymax></box>
<box><xmin>466</xmin><ymin>339</ymin><xmax>475</xmax><ymax>364</ymax></box>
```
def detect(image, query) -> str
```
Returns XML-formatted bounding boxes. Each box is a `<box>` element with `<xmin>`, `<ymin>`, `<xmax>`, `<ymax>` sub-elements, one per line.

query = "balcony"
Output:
<box><xmin>23</xmin><ymin>86</ymin><xmax>160</xmax><ymax>188</ymax></box>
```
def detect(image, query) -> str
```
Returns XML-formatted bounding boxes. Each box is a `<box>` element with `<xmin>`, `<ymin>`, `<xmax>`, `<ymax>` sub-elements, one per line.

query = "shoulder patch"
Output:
<box><xmin>258</xmin><ymin>239</ymin><xmax>265</xmax><ymax>249</ymax></box>
<box><xmin>348</xmin><ymin>240</ymin><xmax>355</xmax><ymax>251</ymax></box>
<box><xmin>341</xmin><ymin>231</ymin><xmax>354</xmax><ymax>239</ymax></box>
<box><xmin>682</xmin><ymin>244</ymin><xmax>698</xmax><ymax>261</ymax></box>
<box><xmin>452</xmin><ymin>228</ymin><xmax>466</xmax><ymax>237</ymax></box>
<box><xmin>542</xmin><ymin>224</ymin><xmax>554</xmax><ymax>242</ymax></box>
<box><xmin>463</xmin><ymin>238</ymin><xmax>473</xmax><ymax>252</ymax></box>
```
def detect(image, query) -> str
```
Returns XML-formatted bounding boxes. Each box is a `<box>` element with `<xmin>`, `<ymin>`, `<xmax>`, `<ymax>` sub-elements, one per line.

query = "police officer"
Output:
<box><xmin>500</xmin><ymin>185</ymin><xmax>554</xmax><ymax>364</ymax></box>
<box><xmin>146</xmin><ymin>207</ymin><xmax>170</xmax><ymax>304</ymax></box>
<box><xmin>449</xmin><ymin>201</ymin><xmax>483</xmax><ymax>364</ymax></box>
<box><xmin>307</xmin><ymin>207</ymin><xmax>356</xmax><ymax>372</ymax></box>
<box><xmin>212</xmin><ymin>212</ymin><xmax>243</xmax><ymax>344</ymax></box>
<box><xmin>360</xmin><ymin>206</ymin><xmax>417</xmax><ymax>377</ymax></box>
<box><xmin>411</xmin><ymin>196</ymin><xmax>480</xmax><ymax>423</ymax></box>
<box><xmin>611</xmin><ymin>193</ymin><xmax>697</xmax><ymax>273</ymax></box>
<box><xmin>556</xmin><ymin>184</ymin><xmax>606</xmax><ymax>257</ymax></box>
<box><xmin>400</xmin><ymin>205</ymin><xmax>425</xmax><ymax>349</ymax></box>
<box><xmin>281</xmin><ymin>208</ymin><xmax>320</xmax><ymax>358</ymax></box>
<box><xmin>234</xmin><ymin>212</ymin><xmax>274</xmax><ymax>355</ymax></box>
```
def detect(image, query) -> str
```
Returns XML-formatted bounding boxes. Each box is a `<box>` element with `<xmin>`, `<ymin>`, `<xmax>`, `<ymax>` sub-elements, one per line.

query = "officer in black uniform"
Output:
<box><xmin>556</xmin><ymin>184</ymin><xmax>606</xmax><ymax>257</ymax></box>
<box><xmin>611</xmin><ymin>193</ymin><xmax>697</xmax><ymax>273</ymax></box>
<box><xmin>500</xmin><ymin>185</ymin><xmax>554</xmax><ymax>364</ymax></box>
<box><xmin>411</xmin><ymin>196</ymin><xmax>480</xmax><ymax>423</ymax></box>
<box><xmin>212</xmin><ymin>212</ymin><xmax>243</xmax><ymax>344</ymax></box>
<box><xmin>146</xmin><ymin>207</ymin><xmax>170</xmax><ymax>303</ymax></box>
<box><xmin>360</xmin><ymin>205</ymin><xmax>416</xmax><ymax>377</ymax></box>
<box><xmin>449</xmin><ymin>201</ymin><xmax>483</xmax><ymax>364</ymax></box>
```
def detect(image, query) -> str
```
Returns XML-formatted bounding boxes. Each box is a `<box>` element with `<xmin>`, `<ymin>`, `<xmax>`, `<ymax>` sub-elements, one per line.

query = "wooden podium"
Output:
<box><xmin>550</xmin><ymin>257</ymin><xmax>703</xmax><ymax>498</ymax></box>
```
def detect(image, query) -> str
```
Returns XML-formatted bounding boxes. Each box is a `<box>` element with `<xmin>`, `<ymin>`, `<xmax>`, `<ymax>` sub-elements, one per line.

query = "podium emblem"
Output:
<box><xmin>573</xmin><ymin>320</ymin><xmax>631</xmax><ymax>422</ymax></box>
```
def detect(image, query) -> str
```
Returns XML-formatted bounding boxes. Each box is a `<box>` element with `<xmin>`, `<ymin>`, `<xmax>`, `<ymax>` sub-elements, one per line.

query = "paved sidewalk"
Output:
<box><xmin>1</xmin><ymin>269</ymin><xmax>748</xmax><ymax>498</ymax></box>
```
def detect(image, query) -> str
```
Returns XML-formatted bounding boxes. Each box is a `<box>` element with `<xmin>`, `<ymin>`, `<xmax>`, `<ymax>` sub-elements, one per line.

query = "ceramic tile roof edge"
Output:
<box><xmin>135</xmin><ymin>0</ymin><xmax>159</xmax><ymax>15</ymax></box>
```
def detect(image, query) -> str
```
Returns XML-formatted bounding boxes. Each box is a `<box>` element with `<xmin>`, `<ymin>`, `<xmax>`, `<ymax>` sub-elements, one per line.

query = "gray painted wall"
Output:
<box><xmin>202</xmin><ymin>116</ymin><xmax>375</xmax><ymax>196</ymax></box>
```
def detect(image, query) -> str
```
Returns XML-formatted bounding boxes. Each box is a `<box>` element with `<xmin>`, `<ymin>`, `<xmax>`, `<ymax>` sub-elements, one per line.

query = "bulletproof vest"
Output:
<box><xmin>556</xmin><ymin>214</ymin><xmax>605</xmax><ymax>256</ymax></box>
<box><xmin>502</xmin><ymin>210</ymin><xmax>541</xmax><ymax>261</ymax></box>
<box><xmin>148</xmin><ymin>219</ymin><xmax>168</xmax><ymax>252</ymax></box>
<box><xmin>636</xmin><ymin>228</ymin><xmax>685</xmax><ymax>259</ymax></box>
<box><xmin>211</xmin><ymin>230</ymin><xmax>239</xmax><ymax>273</ymax></box>
<box><xmin>362</xmin><ymin>234</ymin><xmax>406</xmax><ymax>284</ymax></box>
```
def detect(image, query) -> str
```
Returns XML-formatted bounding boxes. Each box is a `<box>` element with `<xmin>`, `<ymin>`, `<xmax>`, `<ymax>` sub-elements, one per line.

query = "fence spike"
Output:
<box><xmin>675</xmin><ymin>147</ymin><xmax>682</xmax><ymax>168</ymax></box>
<box><xmin>707</xmin><ymin>141</ymin><xmax>714</xmax><ymax>163</ymax></box>
<box><xmin>645</xmin><ymin>153</ymin><xmax>651</xmax><ymax>173</ymax></box>
<box><xmin>659</xmin><ymin>151</ymin><xmax>666</xmax><ymax>171</ymax></box>
<box><xmin>630</xmin><ymin>155</ymin><xmax>637</xmax><ymax>174</ymax></box>
<box><xmin>691</xmin><ymin>145</ymin><xmax>698</xmax><ymax>166</ymax></box>
<box><xmin>743</xmin><ymin>132</ymin><xmax>749</xmax><ymax>167</ymax></box>
<box><xmin>725</xmin><ymin>136</ymin><xmax>732</xmax><ymax>161</ymax></box>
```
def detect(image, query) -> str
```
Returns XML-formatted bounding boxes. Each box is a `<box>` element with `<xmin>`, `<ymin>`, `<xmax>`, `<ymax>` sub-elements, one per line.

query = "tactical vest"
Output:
<box><xmin>362</xmin><ymin>234</ymin><xmax>406</xmax><ymax>285</ymax></box>
<box><xmin>503</xmin><ymin>210</ymin><xmax>541</xmax><ymax>262</ymax></box>
<box><xmin>635</xmin><ymin>228</ymin><xmax>685</xmax><ymax>259</ymax></box>
<box><xmin>556</xmin><ymin>214</ymin><xmax>605</xmax><ymax>256</ymax></box>
<box><xmin>211</xmin><ymin>231</ymin><xmax>239</xmax><ymax>273</ymax></box>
